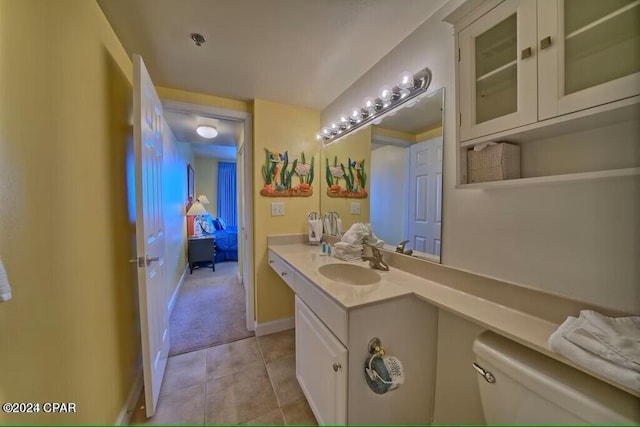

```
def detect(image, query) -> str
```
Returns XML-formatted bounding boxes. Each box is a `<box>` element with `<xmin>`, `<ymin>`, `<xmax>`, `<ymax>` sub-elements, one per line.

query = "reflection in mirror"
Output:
<box><xmin>319</xmin><ymin>127</ymin><xmax>372</xmax><ymax>234</ymax></box>
<box><xmin>370</xmin><ymin>88</ymin><xmax>444</xmax><ymax>262</ymax></box>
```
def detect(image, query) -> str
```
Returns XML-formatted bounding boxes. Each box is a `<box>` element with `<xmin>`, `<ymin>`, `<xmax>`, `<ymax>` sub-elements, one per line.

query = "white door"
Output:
<box><xmin>133</xmin><ymin>54</ymin><xmax>170</xmax><ymax>417</ymax></box>
<box><xmin>407</xmin><ymin>137</ymin><xmax>443</xmax><ymax>256</ymax></box>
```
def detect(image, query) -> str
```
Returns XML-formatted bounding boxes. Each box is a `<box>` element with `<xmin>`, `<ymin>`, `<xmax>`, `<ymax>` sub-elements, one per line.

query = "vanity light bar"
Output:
<box><xmin>317</xmin><ymin>67</ymin><xmax>432</xmax><ymax>145</ymax></box>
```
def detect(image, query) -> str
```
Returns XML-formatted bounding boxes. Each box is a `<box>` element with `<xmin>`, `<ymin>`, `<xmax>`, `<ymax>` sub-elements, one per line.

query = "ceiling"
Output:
<box><xmin>98</xmin><ymin>0</ymin><xmax>446</xmax><ymax>155</ymax></box>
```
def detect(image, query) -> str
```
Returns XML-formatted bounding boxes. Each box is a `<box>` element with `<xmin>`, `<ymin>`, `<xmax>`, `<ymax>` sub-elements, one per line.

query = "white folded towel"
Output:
<box><xmin>308</xmin><ymin>219</ymin><xmax>323</xmax><ymax>245</ymax></box>
<box><xmin>332</xmin><ymin>251</ymin><xmax>361</xmax><ymax>262</ymax></box>
<box><xmin>549</xmin><ymin>316</ymin><xmax>640</xmax><ymax>392</ymax></box>
<box><xmin>0</xmin><ymin>258</ymin><xmax>12</xmax><ymax>302</ymax></box>
<box><xmin>564</xmin><ymin>310</ymin><xmax>640</xmax><ymax>372</ymax></box>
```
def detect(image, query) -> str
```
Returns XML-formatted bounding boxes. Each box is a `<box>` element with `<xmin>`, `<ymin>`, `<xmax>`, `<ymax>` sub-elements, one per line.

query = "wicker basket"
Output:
<box><xmin>467</xmin><ymin>142</ymin><xmax>520</xmax><ymax>183</ymax></box>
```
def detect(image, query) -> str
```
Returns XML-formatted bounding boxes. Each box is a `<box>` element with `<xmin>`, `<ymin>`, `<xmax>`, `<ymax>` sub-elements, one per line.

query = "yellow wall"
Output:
<box><xmin>0</xmin><ymin>0</ymin><xmax>137</xmax><ymax>423</ymax></box>
<box><xmin>156</xmin><ymin>86</ymin><xmax>251</xmax><ymax>113</ymax></box>
<box><xmin>253</xmin><ymin>99</ymin><xmax>320</xmax><ymax>322</ymax></box>
<box><xmin>320</xmin><ymin>128</ymin><xmax>372</xmax><ymax>231</ymax></box>
<box><xmin>194</xmin><ymin>156</ymin><xmax>219</xmax><ymax>217</ymax></box>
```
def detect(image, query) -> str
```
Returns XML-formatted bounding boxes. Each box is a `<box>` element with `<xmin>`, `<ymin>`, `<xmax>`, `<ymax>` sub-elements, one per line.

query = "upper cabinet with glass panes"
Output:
<box><xmin>455</xmin><ymin>0</ymin><xmax>640</xmax><ymax>142</ymax></box>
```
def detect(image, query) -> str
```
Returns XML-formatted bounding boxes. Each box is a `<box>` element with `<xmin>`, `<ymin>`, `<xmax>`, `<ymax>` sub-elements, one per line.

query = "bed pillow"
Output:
<box><xmin>216</xmin><ymin>217</ymin><xmax>227</xmax><ymax>230</ymax></box>
<box><xmin>196</xmin><ymin>214</ymin><xmax>216</xmax><ymax>235</ymax></box>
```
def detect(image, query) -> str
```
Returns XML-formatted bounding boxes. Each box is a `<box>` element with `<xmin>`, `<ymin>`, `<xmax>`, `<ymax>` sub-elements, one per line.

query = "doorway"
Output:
<box><xmin>162</xmin><ymin>99</ymin><xmax>254</xmax><ymax>333</ymax></box>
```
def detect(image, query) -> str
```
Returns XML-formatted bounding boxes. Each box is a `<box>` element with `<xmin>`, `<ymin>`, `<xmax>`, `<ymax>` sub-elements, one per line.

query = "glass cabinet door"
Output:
<box><xmin>538</xmin><ymin>0</ymin><xmax>640</xmax><ymax>119</ymax></box>
<box><xmin>459</xmin><ymin>0</ymin><xmax>537</xmax><ymax>141</ymax></box>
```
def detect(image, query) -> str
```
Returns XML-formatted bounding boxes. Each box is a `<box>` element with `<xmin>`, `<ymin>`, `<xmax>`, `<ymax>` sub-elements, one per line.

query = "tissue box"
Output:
<box><xmin>467</xmin><ymin>142</ymin><xmax>520</xmax><ymax>183</ymax></box>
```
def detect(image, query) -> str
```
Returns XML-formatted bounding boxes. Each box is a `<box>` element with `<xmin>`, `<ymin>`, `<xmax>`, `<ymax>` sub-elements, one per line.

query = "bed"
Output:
<box><xmin>213</xmin><ymin>225</ymin><xmax>238</xmax><ymax>263</ymax></box>
<box><xmin>194</xmin><ymin>215</ymin><xmax>238</xmax><ymax>263</ymax></box>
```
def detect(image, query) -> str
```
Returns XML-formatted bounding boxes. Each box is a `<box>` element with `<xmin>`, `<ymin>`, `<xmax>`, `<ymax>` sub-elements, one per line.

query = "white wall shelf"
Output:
<box><xmin>459</xmin><ymin>96</ymin><xmax>640</xmax><ymax>149</ymax></box>
<box><xmin>455</xmin><ymin>167</ymin><xmax>640</xmax><ymax>190</ymax></box>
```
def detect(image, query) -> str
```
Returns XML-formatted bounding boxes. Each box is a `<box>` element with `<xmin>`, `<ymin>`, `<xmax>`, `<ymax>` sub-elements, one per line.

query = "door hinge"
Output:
<box><xmin>458</xmin><ymin>48</ymin><xmax>461</xmax><ymax>62</ymax></box>
<box><xmin>459</xmin><ymin>112</ymin><xmax>462</xmax><ymax>126</ymax></box>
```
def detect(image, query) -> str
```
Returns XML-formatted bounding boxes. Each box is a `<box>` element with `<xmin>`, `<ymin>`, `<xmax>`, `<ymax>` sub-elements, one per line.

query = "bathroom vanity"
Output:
<box><xmin>268</xmin><ymin>238</ymin><xmax>639</xmax><ymax>424</ymax></box>
<box><xmin>268</xmin><ymin>248</ymin><xmax>438</xmax><ymax>425</ymax></box>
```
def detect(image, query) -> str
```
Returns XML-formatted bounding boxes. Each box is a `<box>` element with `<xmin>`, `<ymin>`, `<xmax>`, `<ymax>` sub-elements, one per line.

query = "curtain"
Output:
<box><xmin>216</xmin><ymin>161</ymin><xmax>237</xmax><ymax>227</ymax></box>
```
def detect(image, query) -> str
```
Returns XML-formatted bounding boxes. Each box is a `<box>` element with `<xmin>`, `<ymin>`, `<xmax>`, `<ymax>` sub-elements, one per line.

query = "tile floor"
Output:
<box><xmin>129</xmin><ymin>329</ymin><xmax>318</xmax><ymax>425</ymax></box>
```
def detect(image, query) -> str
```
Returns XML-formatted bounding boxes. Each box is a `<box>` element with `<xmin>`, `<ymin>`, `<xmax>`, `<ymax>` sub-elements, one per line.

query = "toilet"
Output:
<box><xmin>472</xmin><ymin>331</ymin><xmax>640</xmax><ymax>424</ymax></box>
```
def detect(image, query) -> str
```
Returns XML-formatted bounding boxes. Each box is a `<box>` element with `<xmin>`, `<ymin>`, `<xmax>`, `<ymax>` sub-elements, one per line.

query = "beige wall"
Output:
<box><xmin>194</xmin><ymin>156</ymin><xmax>219</xmax><ymax>217</ymax></box>
<box><xmin>321</xmin><ymin>0</ymin><xmax>640</xmax><ymax>314</ymax></box>
<box><xmin>0</xmin><ymin>0</ymin><xmax>138</xmax><ymax>423</ymax></box>
<box><xmin>319</xmin><ymin>128</ymin><xmax>372</xmax><ymax>231</ymax></box>
<box><xmin>253</xmin><ymin>99</ymin><xmax>320</xmax><ymax>323</ymax></box>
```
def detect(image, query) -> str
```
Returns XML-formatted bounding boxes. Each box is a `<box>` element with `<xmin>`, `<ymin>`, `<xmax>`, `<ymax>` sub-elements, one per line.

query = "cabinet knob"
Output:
<box><xmin>540</xmin><ymin>36</ymin><xmax>552</xmax><ymax>50</ymax></box>
<box><xmin>521</xmin><ymin>47</ymin><xmax>532</xmax><ymax>60</ymax></box>
<box><xmin>281</xmin><ymin>272</ymin><xmax>287</xmax><ymax>276</ymax></box>
<box><xmin>333</xmin><ymin>362</ymin><xmax>342</xmax><ymax>372</ymax></box>
<box><xmin>269</xmin><ymin>260</ymin><xmax>274</xmax><ymax>264</ymax></box>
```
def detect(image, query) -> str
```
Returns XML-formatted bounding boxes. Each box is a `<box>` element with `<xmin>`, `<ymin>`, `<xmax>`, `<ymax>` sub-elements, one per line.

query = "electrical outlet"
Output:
<box><xmin>350</xmin><ymin>202</ymin><xmax>361</xmax><ymax>215</ymax></box>
<box><xmin>271</xmin><ymin>202</ymin><xmax>285</xmax><ymax>216</ymax></box>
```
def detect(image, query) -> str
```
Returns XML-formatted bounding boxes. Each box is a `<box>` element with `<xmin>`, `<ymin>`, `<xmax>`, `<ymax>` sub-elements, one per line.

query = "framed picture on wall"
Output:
<box><xmin>187</xmin><ymin>163</ymin><xmax>195</xmax><ymax>199</ymax></box>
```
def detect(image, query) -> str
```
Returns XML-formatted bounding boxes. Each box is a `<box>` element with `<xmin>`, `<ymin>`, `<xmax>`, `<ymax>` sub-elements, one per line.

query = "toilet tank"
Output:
<box><xmin>472</xmin><ymin>331</ymin><xmax>640</xmax><ymax>424</ymax></box>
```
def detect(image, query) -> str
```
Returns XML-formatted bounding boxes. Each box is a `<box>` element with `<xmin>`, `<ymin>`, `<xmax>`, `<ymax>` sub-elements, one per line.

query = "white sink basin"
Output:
<box><xmin>318</xmin><ymin>263</ymin><xmax>381</xmax><ymax>286</ymax></box>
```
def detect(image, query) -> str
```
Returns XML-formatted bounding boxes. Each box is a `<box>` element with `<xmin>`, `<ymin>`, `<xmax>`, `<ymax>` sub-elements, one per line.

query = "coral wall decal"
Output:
<box><xmin>325</xmin><ymin>155</ymin><xmax>368</xmax><ymax>198</ymax></box>
<box><xmin>260</xmin><ymin>149</ymin><xmax>315</xmax><ymax>197</ymax></box>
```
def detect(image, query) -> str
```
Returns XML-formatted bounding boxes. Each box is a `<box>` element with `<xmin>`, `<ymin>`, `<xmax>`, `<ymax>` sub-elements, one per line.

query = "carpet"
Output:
<box><xmin>169</xmin><ymin>261</ymin><xmax>254</xmax><ymax>356</ymax></box>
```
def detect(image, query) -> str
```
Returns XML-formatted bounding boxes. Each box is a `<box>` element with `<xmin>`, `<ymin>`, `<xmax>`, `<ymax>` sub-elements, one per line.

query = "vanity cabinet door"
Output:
<box><xmin>538</xmin><ymin>0</ymin><xmax>640</xmax><ymax>120</ymax></box>
<box><xmin>458</xmin><ymin>0</ymin><xmax>538</xmax><ymax>141</ymax></box>
<box><xmin>295</xmin><ymin>296</ymin><xmax>347</xmax><ymax>425</ymax></box>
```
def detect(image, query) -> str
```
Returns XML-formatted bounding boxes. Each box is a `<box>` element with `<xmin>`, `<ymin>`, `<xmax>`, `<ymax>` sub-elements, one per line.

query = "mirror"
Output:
<box><xmin>320</xmin><ymin>87</ymin><xmax>444</xmax><ymax>263</ymax></box>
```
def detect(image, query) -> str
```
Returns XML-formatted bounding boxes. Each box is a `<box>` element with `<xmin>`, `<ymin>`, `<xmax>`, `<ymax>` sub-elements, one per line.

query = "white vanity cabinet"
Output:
<box><xmin>457</xmin><ymin>0</ymin><xmax>640</xmax><ymax>142</ymax></box>
<box><xmin>268</xmin><ymin>248</ymin><xmax>439</xmax><ymax>425</ymax></box>
<box><xmin>295</xmin><ymin>296</ymin><xmax>348</xmax><ymax>425</ymax></box>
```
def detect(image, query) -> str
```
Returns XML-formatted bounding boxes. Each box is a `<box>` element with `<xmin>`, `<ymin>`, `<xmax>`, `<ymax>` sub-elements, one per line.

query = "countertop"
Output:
<box><xmin>268</xmin><ymin>242</ymin><xmax>639</xmax><ymax>397</ymax></box>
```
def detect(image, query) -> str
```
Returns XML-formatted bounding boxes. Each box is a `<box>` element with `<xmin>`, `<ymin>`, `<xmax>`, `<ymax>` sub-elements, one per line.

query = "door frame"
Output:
<box><xmin>161</xmin><ymin>99</ymin><xmax>255</xmax><ymax>331</ymax></box>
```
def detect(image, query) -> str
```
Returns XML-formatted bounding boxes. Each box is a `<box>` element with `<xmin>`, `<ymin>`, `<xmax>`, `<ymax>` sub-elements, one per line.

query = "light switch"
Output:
<box><xmin>350</xmin><ymin>202</ymin><xmax>361</xmax><ymax>215</ymax></box>
<box><xmin>271</xmin><ymin>202</ymin><xmax>285</xmax><ymax>216</ymax></box>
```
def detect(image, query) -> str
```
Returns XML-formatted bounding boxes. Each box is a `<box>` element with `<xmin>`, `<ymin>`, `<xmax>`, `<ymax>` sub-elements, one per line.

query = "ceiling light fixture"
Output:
<box><xmin>190</xmin><ymin>33</ymin><xmax>206</xmax><ymax>46</ymax></box>
<box><xmin>196</xmin><ymin>125</ymin><xmax>218</xmax><ymax>138</ymax></box>
<box><xmin>316</xmin><ymin>68</ymin><xmax>432</xmax><ymax>145</ymax></box>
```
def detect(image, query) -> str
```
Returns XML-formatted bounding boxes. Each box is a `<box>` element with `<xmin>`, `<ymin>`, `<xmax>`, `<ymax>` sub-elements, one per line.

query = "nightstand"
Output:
<box><xmin>188</xmin><ymin>235</ymin><xmax>215</xmax><ymax>274</ymax></box>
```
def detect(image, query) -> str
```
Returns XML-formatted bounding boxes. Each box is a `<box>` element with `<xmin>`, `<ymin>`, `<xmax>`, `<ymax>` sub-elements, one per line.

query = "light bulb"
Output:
<box><xmin>398</xmin><ymin>71</ymin><xmax>414</xmax><ymax>89</ymax></box>
<box><xmin>350</xmin><ymin>107</ymin><xmax>361</xmax><ymax>122</ymax></box>
<box><xmin>330</xmin><ymin>122</ymin><xmax>338</xmax><ymax>130</ymax></box>
<box><xmin>363</xmin><ymin>96</ymin><xmax>376</xmax><ymax>113</ymax></box>
<box><xmin>315</xmin><ymin>133</ymin><xmax>323</xmax><ymax>141</ymax></box>
<box><xmin>322</xmin><ymin>127</ymin><xmax>330</xmax><ymax>136</ymax></box>
<box><xmin>379</xmin><ymin>85</ymin><xmax>393</xmax><ymax>101</ymax></box>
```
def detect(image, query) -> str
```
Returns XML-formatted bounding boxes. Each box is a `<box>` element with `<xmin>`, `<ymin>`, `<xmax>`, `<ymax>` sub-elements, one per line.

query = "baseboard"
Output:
<box><xmin>115</xmin><ymin>367</ymin><xmax>143</xmax><ymax>425</ymax></box>
<box><xmin>168</xmin><ymin>266</ymin><xmax>188</xmax><ymax>317</ymax></box>
<box><xmin>254</xmin><ymin>316</ymin><xmax>294</xmax><ymax>336</ymax></box>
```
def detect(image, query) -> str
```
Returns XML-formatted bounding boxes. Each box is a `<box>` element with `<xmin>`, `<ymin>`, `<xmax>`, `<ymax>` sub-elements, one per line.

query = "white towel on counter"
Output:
<box><xmin>563</xmin><ymin>310</ymin><xmax>640</xmax><ymax>372</ymax></box>
<box><xmin>0</xmin><ymin>258</ymin><xmax>12</xmax><ymax>302</ymax></box>
<box><xmin>308</xmin><ymin>219</ymin><xmax>323</xmax><ymax>245</ymax></box>
<box><xmin>549</xmin><ymin>315</ymin><xmax>640</xmax><ymax>392</ymax></box>
<box><xmin>332</xmin><ymin>242</ymin><xmax>363</xmax><ymax>261</ymax></box>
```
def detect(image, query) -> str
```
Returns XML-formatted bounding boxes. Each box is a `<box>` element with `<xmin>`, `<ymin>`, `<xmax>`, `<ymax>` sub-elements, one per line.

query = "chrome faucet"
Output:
<box><xmin>396</xmin><ymin>240</ymin><xmax>413</xmax><ymax>256</ymax></box>
<box><xmin>362</xmin><ymin>243</ymin><xmax>389</xmax><ymax>271</ymax></box>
